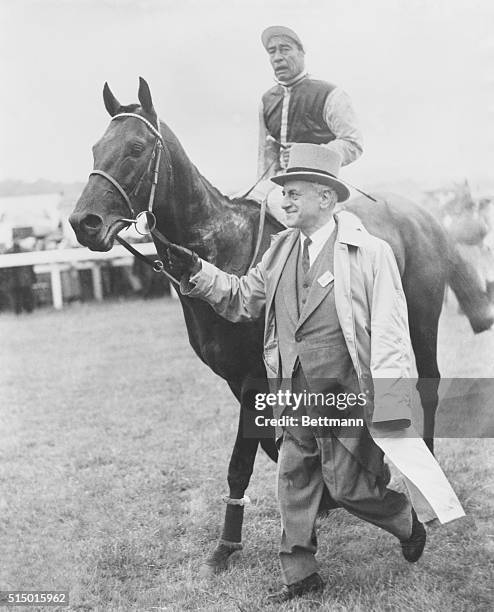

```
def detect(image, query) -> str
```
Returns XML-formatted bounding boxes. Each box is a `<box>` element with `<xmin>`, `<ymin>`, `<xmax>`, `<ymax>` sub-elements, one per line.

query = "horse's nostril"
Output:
<box><xmin>81</xmin><ymin>214</ymin><xmax>103</xmax><ymax>231</ymax></box>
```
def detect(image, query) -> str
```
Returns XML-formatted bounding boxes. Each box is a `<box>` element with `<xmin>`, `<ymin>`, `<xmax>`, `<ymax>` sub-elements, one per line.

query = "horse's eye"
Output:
<box><xmin>130</xmin><ymin>142</ymin><xmax>145</xmax><ymax>156</ymax></box>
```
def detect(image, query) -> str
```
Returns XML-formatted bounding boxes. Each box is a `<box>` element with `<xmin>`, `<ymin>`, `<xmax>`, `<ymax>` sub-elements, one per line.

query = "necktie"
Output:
<box><xmin>302</xmin><ymin>236</ymin><xmax>312</xmax><ymax>277</ymax></box>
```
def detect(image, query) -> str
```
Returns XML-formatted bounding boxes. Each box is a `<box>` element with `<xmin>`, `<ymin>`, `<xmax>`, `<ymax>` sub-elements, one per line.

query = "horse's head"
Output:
<box><xmin>70</xmin><ymin>77</ymin><xmax>166</xmax><ymax>251</ymax></box>
<box><xmin>444</xmin><ymin>180</ymin><xmax>477</xmax><ymax>217</ymax></box>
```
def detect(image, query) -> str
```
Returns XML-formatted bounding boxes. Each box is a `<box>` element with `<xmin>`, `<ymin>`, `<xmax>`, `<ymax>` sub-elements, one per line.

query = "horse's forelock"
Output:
<box><xmin>119</xmin><ymin>103</ymin><xmax>141</xmax><ymax>113</ymax></box>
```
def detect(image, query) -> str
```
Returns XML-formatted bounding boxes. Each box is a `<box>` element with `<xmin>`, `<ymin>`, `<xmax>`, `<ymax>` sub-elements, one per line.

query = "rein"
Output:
<box><xmin>248</xmin><ymin>197</ymin><xmax>267</xmax><ymax>269</ymax></box>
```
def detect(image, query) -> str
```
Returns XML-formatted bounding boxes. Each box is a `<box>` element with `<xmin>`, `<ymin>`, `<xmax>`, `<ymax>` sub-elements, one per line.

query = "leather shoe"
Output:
<box><xmin>265</xmin><ymin>572</ymin><xmax>324</xmax><ymax>604</ymax></box>
<box><xmin>400</xmin><ymin>509</ymin><xmax>426</xmax><ymax>562</ymax></box>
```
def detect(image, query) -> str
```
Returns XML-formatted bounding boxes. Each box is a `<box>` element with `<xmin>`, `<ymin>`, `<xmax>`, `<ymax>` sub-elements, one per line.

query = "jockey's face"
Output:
<box><xmin>281</xmin><ymin>180</ymin><xmax>336</xmax><ymax>235</ymax></box>
<box><xmin>266</xmin><ymin>36</ymin><xmax>305</xmax><ymax>82</ymax></box>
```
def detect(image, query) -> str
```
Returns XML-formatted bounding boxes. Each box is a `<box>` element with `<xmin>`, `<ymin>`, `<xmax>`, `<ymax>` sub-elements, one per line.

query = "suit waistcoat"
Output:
<box><xmin>274</xmin><ymin>231</ymin><xmax>357</xmax><ymax>393</ymax></box>
<box><xmin>272</xmin><ymin>231</ymin><xmax>382</xmax><ymax>474</ymax></box>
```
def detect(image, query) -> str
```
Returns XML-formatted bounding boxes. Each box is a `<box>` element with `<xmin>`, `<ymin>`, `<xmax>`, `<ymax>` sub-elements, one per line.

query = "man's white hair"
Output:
<box><xmin>311</xmin><ymin>183</ymin><xmax>338</xmax><ymax>204</ymax></box>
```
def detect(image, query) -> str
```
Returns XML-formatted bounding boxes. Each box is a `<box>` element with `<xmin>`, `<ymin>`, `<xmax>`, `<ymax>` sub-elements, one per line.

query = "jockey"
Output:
<box><xmin>253</xmin><ymin>26</ymin><xmax>363</xmax><ymax>220</ymax></box>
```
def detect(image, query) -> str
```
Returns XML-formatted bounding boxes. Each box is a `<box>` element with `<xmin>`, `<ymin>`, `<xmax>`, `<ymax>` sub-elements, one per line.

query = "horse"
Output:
<box><xmin>69</xmin><ymin>78</ymin><xmax>493</xmax><ymax>575</ymax></box>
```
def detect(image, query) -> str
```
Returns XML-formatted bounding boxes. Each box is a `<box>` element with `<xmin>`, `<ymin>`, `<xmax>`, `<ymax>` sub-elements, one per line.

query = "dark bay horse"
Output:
<box><xmin>69</xmin><ymin>78</ymin><xmax>493</xmax><ymax>575</ymax></box>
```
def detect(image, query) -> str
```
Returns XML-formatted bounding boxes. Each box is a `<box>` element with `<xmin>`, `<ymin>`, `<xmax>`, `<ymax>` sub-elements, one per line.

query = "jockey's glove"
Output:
<box><xmin>164</xmin><ymin>243</ymin><xmax>201</xmax><ymax>279</ymax></box>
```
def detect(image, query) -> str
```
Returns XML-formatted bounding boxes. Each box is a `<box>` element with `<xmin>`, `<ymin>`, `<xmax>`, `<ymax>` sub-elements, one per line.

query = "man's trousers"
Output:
<box><xmin>276</xmin><ymin>378</ymin><xmax>413</xmax><ymax>585</ymax></box>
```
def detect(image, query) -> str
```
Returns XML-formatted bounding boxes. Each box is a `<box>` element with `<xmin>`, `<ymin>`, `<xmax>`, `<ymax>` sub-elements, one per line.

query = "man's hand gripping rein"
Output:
<box><xmin>164</xmin><ymin>243</ymin><xmax>201</xmax><ymax>281</ymax></box>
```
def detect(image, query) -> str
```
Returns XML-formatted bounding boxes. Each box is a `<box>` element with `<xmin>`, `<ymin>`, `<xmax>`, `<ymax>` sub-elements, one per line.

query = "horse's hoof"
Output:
<box><xmin>471</xmin><ymin>317</ymin><xmax>494</xmax><ymax>333</ymax></box>
<box><xmin>471</xmin><ymin>305</ymin><xmax>494</xmax><ymax>333</ymax></box>
<box><xmin>200</xmin><ymin>541</ymin><xmax>243</xmax><ymax>576</ymax></box>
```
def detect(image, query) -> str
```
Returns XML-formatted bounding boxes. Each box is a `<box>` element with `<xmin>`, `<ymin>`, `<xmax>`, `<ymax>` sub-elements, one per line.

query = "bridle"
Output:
<box><xmin>90</xmin><ymin>112</ymin><xmax>168</xmax><ymax>218</ymax></box>
<box><xmin>89</xmin><ymin>112</ymin><xmax>179</xmax><ymax>284</ymax></box>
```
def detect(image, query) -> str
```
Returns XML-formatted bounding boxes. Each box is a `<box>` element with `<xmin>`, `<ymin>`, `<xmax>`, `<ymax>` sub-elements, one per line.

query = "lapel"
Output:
<box><xmin>265</xmin><ymin>230</ymin><xmax>299</xmax><ymax>317</ymax></box>
<box><xmin>281</xmin><ymin>240</ymin><xmax>301</xmax><ymax>327</ymax></box>
<box><xmin>333</xmin><ymin>210</ymin><xmax>366</xmax><ymax>247</ymax></box>
<box><xmin>296</xmin><ymin>235</ymin><xmax>335</xmax><ymax>331</ymax></box>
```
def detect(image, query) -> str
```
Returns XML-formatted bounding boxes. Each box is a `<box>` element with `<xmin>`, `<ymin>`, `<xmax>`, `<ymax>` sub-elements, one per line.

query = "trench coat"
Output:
<box><xmin>181</xmin><ymin>211</ymin><xmax>465</xmax><ymax>524</ymax></box>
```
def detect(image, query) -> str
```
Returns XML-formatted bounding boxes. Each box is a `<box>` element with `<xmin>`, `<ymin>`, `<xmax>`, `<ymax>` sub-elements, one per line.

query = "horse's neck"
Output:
<box><xmin>158</xmin><ymin>130</ymin><xmax>260</xmax><ymax>272</ymax></box>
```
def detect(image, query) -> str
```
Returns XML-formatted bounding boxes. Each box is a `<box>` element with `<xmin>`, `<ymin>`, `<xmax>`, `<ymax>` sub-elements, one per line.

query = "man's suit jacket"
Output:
<box><xmin>183</xmin><ymin>211</ymin><xmax>414</xmax><ymax>438</ymax></box>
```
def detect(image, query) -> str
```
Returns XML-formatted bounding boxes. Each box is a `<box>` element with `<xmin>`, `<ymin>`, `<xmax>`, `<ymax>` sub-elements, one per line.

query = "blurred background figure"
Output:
<box><xmin>440</xmin><ymin>183</ymin><xmax>494</xmax><ymax>310</ymax></box>
<box><xmin>5</xmin><ymin>239</ymin><xmax>36</xmax><ymax>314</ymax></box>
<box><xmin>478</xmin><ymin>197</ymin><xmax>494</xmax><ymax>302</ymax></box>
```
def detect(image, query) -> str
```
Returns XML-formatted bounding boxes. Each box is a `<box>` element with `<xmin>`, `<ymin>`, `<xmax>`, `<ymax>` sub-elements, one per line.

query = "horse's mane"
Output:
<box><xmin>230</xmin><ymin>196</ymin><xmax>287</xmax><ymax>232</ymax></box>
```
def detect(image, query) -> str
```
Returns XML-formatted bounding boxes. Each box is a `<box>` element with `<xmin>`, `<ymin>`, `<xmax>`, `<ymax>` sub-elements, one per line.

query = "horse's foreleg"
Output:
<box><xmin>200</xmin><ymin>404</ymin><xmax>259</xmax><ymax>576</ymax></box>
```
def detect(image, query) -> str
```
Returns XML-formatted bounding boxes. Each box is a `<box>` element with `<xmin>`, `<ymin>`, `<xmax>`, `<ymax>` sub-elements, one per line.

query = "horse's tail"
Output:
<box><xmin>447</xmin><ymin>237</ymin><xmax>494</xmax><ymax>333</ymax></box>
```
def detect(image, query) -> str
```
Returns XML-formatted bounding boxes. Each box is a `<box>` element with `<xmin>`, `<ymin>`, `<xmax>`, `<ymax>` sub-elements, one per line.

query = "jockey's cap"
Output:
<box><xmin>261</xmin><ymin>26</ymin><xmax>304</xmax><ymax>51</ymax></box>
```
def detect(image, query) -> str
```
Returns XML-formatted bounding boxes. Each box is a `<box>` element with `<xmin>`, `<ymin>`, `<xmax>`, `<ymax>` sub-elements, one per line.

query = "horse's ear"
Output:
<box><xmin>138</xmin><ymin>77</ymin><xmax>155</xmax><ymax>115</ymax></box>
<box><xmin>103</xmin><ymin>82</ymin><xmax>121</xmax><ymax>117</ymax></box>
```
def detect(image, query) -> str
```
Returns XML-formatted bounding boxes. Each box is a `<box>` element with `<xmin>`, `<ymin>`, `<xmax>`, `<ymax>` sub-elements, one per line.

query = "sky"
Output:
<box><xmin>1</xmin><ymin>0</ymin><xmax>493</xmax><ymax>193</ymax></box>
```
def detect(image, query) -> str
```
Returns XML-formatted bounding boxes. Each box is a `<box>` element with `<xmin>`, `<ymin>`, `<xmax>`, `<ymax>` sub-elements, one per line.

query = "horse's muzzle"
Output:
<box><xmin>70</xmin><ymin>211</ymin><xmax>104</xmax><ymax>235</ymax></box>
<box><xmin>69</xmin><ymin>211</ymin><xmax>118</xmax><ymax>250</ymax></box>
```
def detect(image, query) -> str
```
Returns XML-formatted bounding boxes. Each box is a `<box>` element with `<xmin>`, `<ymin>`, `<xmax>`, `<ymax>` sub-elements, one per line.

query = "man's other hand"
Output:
<box><xmin>164</xmin><ymin>243</ymin><xmax>201</xmax><ymax>279</ymax></box>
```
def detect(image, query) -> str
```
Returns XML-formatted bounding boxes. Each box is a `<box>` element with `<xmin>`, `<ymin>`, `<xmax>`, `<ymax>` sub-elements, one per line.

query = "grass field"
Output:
<box><xmin>1</xmin><ymin>297</ymin><xmax>493</xmax><ymax>611</ymax></box>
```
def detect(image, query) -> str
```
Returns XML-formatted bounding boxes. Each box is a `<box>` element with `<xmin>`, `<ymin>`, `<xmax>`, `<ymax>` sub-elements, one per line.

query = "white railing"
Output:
<box><xmin>0</xmin><ymin>243</ymin><xmax>177</xmax><ymax>309</ymax></box>
<box><xmin>0</xmin><ymin>243</ymin><xmax>157</xmax><ymax>267</ymax></box>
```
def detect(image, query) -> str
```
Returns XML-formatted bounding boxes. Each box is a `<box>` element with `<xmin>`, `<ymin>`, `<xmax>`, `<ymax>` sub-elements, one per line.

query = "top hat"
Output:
<box><xmin>261</xmin><ymin>26</ymin><xmax>304</xmax><ymax>51</ymax></box>
<box><xmin>271</xmin><ymin>143</ymin><xmax>351</xmax><ymax>202</ymax></box>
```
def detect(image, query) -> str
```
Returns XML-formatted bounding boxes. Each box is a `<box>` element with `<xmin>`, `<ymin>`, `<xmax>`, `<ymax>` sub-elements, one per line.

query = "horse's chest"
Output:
<box><xmin>183</xmin><ymin>304</ymin><xmax>263</xmax><ymax>380</ymax></box>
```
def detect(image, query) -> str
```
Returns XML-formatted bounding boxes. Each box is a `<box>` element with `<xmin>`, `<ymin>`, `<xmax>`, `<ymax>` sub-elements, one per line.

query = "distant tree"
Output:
<box><xmin>0</xmin><ymin>179</ymin><xmax>85</xmax><ymax>197</ymax></box>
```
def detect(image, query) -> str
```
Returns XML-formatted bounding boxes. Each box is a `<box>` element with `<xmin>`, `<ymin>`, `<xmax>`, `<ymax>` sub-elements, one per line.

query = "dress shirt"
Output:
<box><xmin>300</xmin><ymin>217</ymin><xmax>336</xmax><ymax>268</ymax></box>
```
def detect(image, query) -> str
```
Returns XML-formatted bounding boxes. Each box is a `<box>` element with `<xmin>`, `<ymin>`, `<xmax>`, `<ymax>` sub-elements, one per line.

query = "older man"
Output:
<box><xmin>165</xmin><ymin>144</ymin><xmax>464</xmax><ymax>602</ymax></box>
<box><xmin>258</xmin><ymin>25</ymin><xmax>363</xmax><ymax>178</ymax></box>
